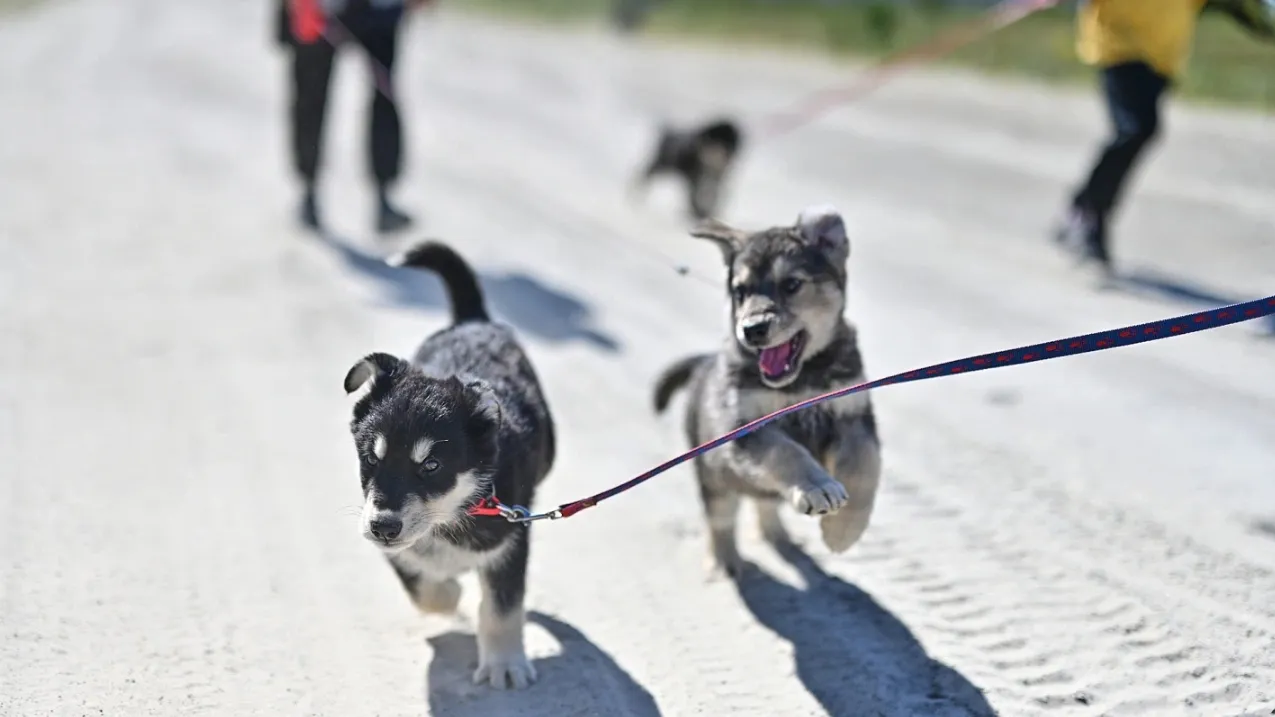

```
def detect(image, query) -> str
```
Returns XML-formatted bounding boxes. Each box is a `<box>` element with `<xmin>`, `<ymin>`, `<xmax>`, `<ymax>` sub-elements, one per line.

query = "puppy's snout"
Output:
<box><xmin>741</xmin><ymin>316</ymin><xmax>772</xmax><ymax>346</ymax></box>
<box><xmin>368</xmin><ymin>514</ymin><xmax>403</xmax><ymax>542</ymax></box>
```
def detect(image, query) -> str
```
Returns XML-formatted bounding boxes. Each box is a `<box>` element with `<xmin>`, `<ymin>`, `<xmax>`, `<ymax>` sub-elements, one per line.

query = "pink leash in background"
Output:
<box><xmin>634</xmin><ymin>0</ymin><xmax>1062</xmax><ymax>246</ymax></box>
<box><xmin>301</xmin><ymin>0</ymin><xmax>1061</xmax><ymax>133</ymax></box>
<box><xmin>755</xmin><ymin>0</ymin><xmax>1061</xmax><ymax>141</ymax></box>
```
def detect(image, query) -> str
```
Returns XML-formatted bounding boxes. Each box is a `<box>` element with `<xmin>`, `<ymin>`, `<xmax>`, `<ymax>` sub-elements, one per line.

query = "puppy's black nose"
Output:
<box><xmin>369</xmin><ymin>515</ymin><xmax>403</xmax><ymax>542</ymax></box>
<box><xmin>742</xmin><ymin>317</ymin><xmax>771</xmax><ymax>345</ymax></box>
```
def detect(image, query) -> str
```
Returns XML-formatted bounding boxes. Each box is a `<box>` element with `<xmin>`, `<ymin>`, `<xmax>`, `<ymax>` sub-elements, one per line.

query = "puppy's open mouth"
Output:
<box><xmin>758</xmin><ymin>331</ymin><xmax>806</xmax><ymax>384</ymax></box>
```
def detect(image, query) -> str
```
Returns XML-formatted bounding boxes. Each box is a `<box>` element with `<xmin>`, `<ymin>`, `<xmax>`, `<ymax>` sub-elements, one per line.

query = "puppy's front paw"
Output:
<box><xmin>820</xmin><ymin>508</ymin><xmax>870</xmax><ymax>554</ymax></box>
<box><xmin>756</xmin><ymin>502</ymin><xmax>795</xmax><ymax>546</ymax></box>
<box><xmin>473</xmin><ymin>651</ymin><xmax>536</xmax><ymax>690</ymax></box>
<box><xmin>789</xmin><ymin>480</ymin><xmax>849</xmax><ymax>516</ymax></box>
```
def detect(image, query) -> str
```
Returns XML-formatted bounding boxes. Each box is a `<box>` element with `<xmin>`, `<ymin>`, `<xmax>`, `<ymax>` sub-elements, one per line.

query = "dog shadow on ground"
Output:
<box><xmin>733</xmin><ymin>542</ymin><xmax>995</xmax><ymax>717</ymax></box>
<box><xmin>313</xmin><ymin>231</ymin><xmax>621</xmax><ymax>352</ymax></box>
<box><xmin>1110</xmin><ymin>266</ymin><xmax>1275</xmax><ymax>338</ymax></box>
<box><xmin>424</xmin><ymin>611</ymin><xmax>662</xmax><ymax>717</ymax></box>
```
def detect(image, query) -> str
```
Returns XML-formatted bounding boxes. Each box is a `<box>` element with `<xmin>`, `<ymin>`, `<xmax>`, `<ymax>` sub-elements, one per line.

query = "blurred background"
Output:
<box><xmin>2</xmin><ymin>0</ymin><xmax>1274</xmax><ymax>716</ymax></box>
<box><xmin>472</xmin><ymin>0</ymin><xmax>1275</xmax><ymax>110</ymax></box>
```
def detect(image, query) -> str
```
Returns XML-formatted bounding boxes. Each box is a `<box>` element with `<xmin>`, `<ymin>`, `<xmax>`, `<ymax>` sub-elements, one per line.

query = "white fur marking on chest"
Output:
<box><xmin>399</xmin><ymin>535</ymin><xmax>514</xmax><ymax>581</ymax></box>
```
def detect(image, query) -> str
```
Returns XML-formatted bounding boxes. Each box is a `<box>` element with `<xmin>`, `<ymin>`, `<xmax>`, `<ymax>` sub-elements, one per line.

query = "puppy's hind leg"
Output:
<box><xmin>697</xmin><ymin>468</ymin><xmax>744</xmax><ymax>580</ymax></box>
<box><xmin>687</xmin><ymin>170</ymin><xmax>722</xmax><ymax>221</ymax></box>
<box><xmin>755</xmin><ymin>498</ymin><xmax>793</xmax><ymax>546</ymax></box>
<box><xmin>820</xmin><ymin>418</ymin><xmax>882</xmax><ymax>554</ymax></box>
<box><xmin>473</xmin><ymin>529</ymin><xmax>535</xmax><ymax>690</ymax></box>
<box><xmin>627</xmin><ymin>167</ymin><xmax>656</xmax><ymax>204</ymax></box>
<box><xmin>629</xmin><ymin>132</ymin><xmax>671</xmax><ymax>204</ymax></box>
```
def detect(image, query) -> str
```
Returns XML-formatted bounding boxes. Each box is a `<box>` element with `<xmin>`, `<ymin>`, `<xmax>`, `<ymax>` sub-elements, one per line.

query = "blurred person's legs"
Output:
<box><xmin>290</xmin><ymin>29</ymin><xmax>337</xmax><ymax>230</ymax></box>
<box><xmin>343</xmin><ymin>2</ymin><xmax>412</xmax><ymax>233</ymax></box>
<box><xmin>283</xmin><ymin>0</ymin><xmax>412</xmax><ymax>233</ymax></box>
<box><xmin>1058</xmin><ymin>61</ymin><xmax>1169</xmax><ymax>270</ymax></box>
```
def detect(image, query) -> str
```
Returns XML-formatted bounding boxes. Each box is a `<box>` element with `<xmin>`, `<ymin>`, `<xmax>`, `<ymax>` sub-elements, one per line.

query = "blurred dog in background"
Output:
<box><xmin>631</xmin><ymin>118</ymin><xmax>744</xmax><ymax>221</ymax></box>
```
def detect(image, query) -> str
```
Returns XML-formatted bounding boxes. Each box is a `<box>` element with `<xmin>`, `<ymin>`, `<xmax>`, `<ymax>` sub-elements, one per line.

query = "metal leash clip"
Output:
<box><xmin>497</xmin><ymin>504</ymin><xmax>563</xmax><ymax>523</ymax></box>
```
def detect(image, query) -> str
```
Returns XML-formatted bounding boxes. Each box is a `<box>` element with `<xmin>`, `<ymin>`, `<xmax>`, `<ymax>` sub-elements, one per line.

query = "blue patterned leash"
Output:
<box><xmin>469</xmin><ymin>294</ymin><xmax>1275</xmax><ymax>523</ymax></box>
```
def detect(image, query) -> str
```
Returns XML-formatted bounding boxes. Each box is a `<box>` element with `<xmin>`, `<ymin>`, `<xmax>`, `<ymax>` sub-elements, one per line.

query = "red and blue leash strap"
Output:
<box><xmin>471</xmin><ymin>294</ymin><xmax>1275</xmax><ymax>523</ymax></box>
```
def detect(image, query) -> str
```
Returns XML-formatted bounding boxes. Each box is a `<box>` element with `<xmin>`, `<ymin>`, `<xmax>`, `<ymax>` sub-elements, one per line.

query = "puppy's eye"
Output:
<box><xmin>780</xmin><ymin>277</ymin><xmax>804</xmax><ymax>295</ymax></box>
<box><xmin>731</xmin><ymin>285</ymin><xmax>748</xmax><ymax>302</ymax></box>
<box><xmin>421</xmin><ymin>458</ymin><xmax>441</xmax><ymax>474</ymax></box>
<box><xmin>363</xmin><ymin>452</ymin><xmax>379</xmax><ymax>466</ymax></box>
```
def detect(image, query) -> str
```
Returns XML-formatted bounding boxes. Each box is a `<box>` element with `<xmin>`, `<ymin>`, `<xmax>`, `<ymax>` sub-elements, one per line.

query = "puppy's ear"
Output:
<box><xmin>343</xmin><ymin>352</ymin><xmax>402</xmax><ymax>394</ymax></box>
<box><xmin>796</xmin><ymin>204</ymin><xmax>849</xmax><ymax>265</ymax></box>
<box><xmin>464</xmin><ymin>379</ymin><xmax>501</xmax><ymax>426</ymax></box>
<box><xmin>343</xmin><ymin>352</ymin><xmax>404</xmax><ymax>425</ymax></box>
<box><xmin>689</xmin><ymin>219</ymin><xmax>746</xmax><ymax>264</ymax></box>
<box><xmin>464</xmin><ymin>379</ymin><xmax>502</xmax><ymax>468</ymax></box>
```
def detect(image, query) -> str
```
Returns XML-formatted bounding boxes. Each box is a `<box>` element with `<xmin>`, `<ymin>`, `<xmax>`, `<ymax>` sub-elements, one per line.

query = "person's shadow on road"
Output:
<box><xmin>313</xmin><ymin>232</ymin><xmax>621</xmax><ymax>352</ymax></box>
<box><xmin>424</xmin><ymin>611</ymin><xmax>662</xmax><ymax>717</ymax></box>
<box><xmin>733</xmin><ymin>542</ymin><xmax>996</xmax><ymax>717</ymax></box>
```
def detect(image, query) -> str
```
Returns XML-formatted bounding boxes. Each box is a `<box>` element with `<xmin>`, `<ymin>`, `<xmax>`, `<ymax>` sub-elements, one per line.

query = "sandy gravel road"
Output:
<box><xmin>2</xmin><ymin>1</ymin><xmax>1274</xmax><ymax>715</ymax></box>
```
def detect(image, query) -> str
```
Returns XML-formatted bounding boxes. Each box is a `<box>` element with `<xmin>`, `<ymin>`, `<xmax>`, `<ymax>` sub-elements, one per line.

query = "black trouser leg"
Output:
<box><xmin>346</xmin><ymin>14</ymin><xmax>404</xmax><ymax>189</ymax></box>
<box><xmin>341</xmin><ymin>6</ymin><xmax>411</xmax><ymax>231</ymax></box>
<box><xmin>274</xmin><ymin>0</ymin><xmax>293</xmax><ymax>48</ymax></box>
<box><xmin>1072</xmin><ymin>61</ymin><xmax>1169</xmax><ymax>216</ymax></box>
<box><xmin>290</xmin><ymin>37</ymin><xmax>337</xmax><ymax>187</ymax></box>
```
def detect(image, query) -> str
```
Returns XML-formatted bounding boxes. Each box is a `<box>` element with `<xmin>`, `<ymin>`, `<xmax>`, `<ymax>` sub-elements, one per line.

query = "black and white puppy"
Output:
<box><xmin>343</xmin><ymin>241</ymin><xmax>556</xmax><ymax>690</ymax></box>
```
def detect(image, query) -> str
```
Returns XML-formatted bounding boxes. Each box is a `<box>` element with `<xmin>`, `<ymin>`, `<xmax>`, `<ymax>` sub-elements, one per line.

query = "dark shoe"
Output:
<box><xmin>377</xmin><ymin>203</ymin><xmax>412</xmax><ymax>233</ymax></box>
<box><xmin>299</xmin><ymin>190</ymin><xmax>321</xmax><ymax>231</ymax></box>
<box><xmin>1054</xmin><ymin>206</ymin><xmax>1111</xmax><ymax>270</ymax></box>
<box><xmin>375</xmin><ymin>189</ymin><xmax>413</xmax><ymax>234</ymax></box>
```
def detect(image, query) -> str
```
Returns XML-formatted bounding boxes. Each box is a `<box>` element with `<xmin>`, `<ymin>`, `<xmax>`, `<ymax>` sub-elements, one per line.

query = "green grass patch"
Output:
<box><xmin>0</xmin><ymin>0</ymin><xmax>49</xmax><ymax>13</ymax></box>
<box><xmin>459</xmin><ymin>0</ymin><xmax>602</xmax><ymax>22</ymax></box>
<box><xmin>457</xmin><ymin>0</ymin><xmax>1275</xmax><ymax>111</ymax></box>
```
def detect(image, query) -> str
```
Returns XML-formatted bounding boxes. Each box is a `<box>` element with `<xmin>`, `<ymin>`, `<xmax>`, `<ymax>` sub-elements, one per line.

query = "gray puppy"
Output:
<box><xmin>652</xmin><ymin>206</ymin><xmax>881</xmax><ymax>577</ymax></box>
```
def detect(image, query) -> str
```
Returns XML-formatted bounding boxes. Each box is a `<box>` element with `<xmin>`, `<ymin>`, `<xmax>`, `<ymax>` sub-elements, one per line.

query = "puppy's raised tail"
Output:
<box><xmin>389</xmin><ymin>241</ymin><xmax>489</xmax><ymax>324</ymax></box>
<box><xmin>653</xmin><ymin>354</ymin><xmax>709</xmax><ymax>414</ymax></box>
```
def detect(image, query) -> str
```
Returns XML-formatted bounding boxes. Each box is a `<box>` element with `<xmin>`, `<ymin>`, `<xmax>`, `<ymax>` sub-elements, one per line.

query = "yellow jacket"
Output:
<box><xmin>1076</xmin><ymin>0</ymin><xmax>1208</xmax><ymax>79</ymax></box>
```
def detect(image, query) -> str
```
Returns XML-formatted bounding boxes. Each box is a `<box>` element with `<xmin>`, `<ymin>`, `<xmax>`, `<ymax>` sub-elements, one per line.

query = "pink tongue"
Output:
<box><xmin>759</xmin><ymin>341</ymin><xmax>793</xmax><ymax>376</ymax></box>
